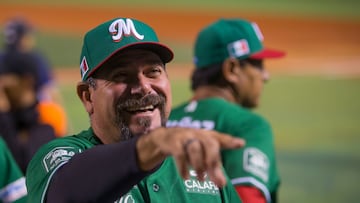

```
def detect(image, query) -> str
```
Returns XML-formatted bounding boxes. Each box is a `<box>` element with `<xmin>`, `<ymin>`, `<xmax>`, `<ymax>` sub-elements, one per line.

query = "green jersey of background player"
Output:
<box><xmin>168</xmin><ymin>18</ymin><xmax>285</xmax><ymax>203</ymax></box>
<box><xmin>26</xmin><ymin>17</ymin><xmax>245</xmax><ymax>203</ymax></box>
<box><xmin>0</xmin><ymin>137</ymin><xmax>27</xmax><ymax>203</ymax></box>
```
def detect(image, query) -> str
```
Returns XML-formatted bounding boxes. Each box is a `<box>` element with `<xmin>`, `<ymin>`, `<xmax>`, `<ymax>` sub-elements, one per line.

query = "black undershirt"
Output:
<box><xmin>46</xmin><ymin>136</ymin><xmax>158</xmax><ymax>203</ymax></box>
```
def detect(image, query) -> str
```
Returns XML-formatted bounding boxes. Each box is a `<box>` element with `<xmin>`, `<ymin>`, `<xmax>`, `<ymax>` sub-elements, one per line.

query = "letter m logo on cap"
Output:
<box><xmin>109</xmin><ymin>18</ymin><xmax>144</xmax><ymax>42</ymax></box>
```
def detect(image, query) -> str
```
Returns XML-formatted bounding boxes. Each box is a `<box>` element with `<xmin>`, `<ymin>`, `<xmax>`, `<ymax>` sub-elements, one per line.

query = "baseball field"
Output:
<box><xmin>1</xmin><ymin>1</ymin><xmax>360</xmax><ymax>202</ymax></box>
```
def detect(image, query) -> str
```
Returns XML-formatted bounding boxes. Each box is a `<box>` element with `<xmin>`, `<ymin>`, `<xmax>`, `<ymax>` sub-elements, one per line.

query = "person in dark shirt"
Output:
<box><xmin>1</xmin><ymin>16</ymin><xmax>68</xmax><ymax>137</ymax></box>
<box><xmin>0</xmin><ymin>42</ymin><xmax>56</xmax><ymax>174</ymax></box>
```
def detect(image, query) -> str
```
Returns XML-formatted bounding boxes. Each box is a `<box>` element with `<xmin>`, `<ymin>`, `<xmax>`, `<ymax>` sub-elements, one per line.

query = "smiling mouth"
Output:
<box><xmin>117</xmin><ymin>94</ymin><xmax>165</xmax><ymax>115</ymax></box>
<box><xmin>125</xmin><ymin>105</ymin><xmax>157</xmax><ymax>113</ymax></box>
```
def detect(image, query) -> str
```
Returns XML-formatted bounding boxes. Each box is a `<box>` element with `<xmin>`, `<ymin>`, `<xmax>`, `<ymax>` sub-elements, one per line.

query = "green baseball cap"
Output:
<box><xmin>194</xmin><ymin>18</ymin><xmax>285</xmax><ymax>69</ymax></box>
<box><xmin>80</xmin><ymin>17</ymin><xmax>174</xmax><ymax>81</ymax></box>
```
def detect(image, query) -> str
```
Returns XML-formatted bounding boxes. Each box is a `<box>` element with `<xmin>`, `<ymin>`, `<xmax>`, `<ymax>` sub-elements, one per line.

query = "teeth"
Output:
<box><xmin>127</xmin><ymin>105</ymin><xmax>154</xmax><ymax>112</ymax></box>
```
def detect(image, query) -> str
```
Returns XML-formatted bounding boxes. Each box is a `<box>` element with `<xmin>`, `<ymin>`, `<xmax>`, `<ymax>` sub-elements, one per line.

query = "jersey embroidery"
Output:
<box><xmin>183</xmin><ymin>169</ymin><xmax>219</xmax><ymax>195</ymax></box>
<box><xmin>43</xmin><ymin>147</ymin><xmax>80</xmax><ymax>172</ymax></box>
<box><xmin>114</xmin><ymin>193</ymin><xmax>135</xmax><ymax>203</ymax></box>
<box><xmin>243</xmin><ymin>147</ymin><xmax>269</xmax><ymax>182</ymax></box>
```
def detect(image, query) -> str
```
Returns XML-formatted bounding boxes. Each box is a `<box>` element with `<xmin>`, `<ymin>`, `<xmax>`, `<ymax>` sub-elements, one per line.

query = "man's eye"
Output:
<box><xmin>146</xmin><ymin>67</ymin><xmax>162</xmax><ymax>77</ymax></box>
<box><xmin>111</xmin><ymin>72</ymin><xmax>127</xmax><ymax>82</ymax></box>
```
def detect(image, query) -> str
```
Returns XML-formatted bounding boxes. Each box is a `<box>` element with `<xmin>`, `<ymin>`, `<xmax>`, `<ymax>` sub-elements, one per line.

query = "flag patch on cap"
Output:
<box><xmin>80</xmin><ymin>56</ymin><xmax>89</xmax><ymax>80</ymax></box>
<box><xmin>228</xmin><ymin>39</ymin><xmax>250</xmax><ymax>58</ymax></box>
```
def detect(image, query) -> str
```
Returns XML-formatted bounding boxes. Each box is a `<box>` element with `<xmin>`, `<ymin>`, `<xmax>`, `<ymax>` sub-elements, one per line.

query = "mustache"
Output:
<box><xmin>115</xmin><ymin>94</ymin><xmax>166</xmax><ymax>111</ymax></box>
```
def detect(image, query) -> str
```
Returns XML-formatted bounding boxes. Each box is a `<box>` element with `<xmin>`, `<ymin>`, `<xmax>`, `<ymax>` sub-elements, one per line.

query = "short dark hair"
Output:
<box><xmin>191</xmin><ymin>62</ymin><xmax>227</xmax><ymax>91</ymax></box>
<box><xmin>190</xmin><ymin>58</ymin><xmax>263</xmax><ymax>91</ymax></box>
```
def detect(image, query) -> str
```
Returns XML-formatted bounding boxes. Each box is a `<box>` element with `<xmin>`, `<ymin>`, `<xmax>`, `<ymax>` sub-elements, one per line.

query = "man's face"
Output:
<box><xmin>234</xmin><ymin>59</ymin><xmax>268</xmax><ymax>108</ymax></box>
<box><xmin>86</xmin><ymin>49</ymin><xmax>172</xmax><ymax>142</ymax></box>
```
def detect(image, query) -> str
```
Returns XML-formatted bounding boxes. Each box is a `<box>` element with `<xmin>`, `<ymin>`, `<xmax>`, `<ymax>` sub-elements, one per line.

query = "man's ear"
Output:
<box><xmin>222</xmin><ymin>58</ymin><xmax>241</xmax><ymax>83</ymax></box>
<box><xmin>76</xmin><ymin>82</ymin><xmax>93</xmax><ymax>114</ymax></box>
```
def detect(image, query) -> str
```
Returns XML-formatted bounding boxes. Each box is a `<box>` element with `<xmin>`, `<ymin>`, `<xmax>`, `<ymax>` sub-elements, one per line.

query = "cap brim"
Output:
<box><xmin>250</xmin><ymin>48</ymin><xmax>286</xmax><ymax>59</ymax></box>
<box><xmin>118</xmin><ymin>42</ymin><xmax>174</xmax><ymax>63</ymax></box>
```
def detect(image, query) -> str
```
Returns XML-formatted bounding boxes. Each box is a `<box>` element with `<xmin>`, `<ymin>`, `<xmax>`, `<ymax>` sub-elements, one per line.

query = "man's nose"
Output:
<box><xmin>130</xmin><ymin>76</ymin><xmax>151</xmax><ymax>95</ymax></box>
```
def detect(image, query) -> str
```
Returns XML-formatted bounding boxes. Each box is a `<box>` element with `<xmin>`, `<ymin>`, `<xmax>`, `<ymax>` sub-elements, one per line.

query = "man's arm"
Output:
<box><xmin>46</xmin><ymin>137</ymin><xmax>151</xmax><ymax>203</ymax></box>
<box><xmin>46</xmin><ymin>127</ymin><xmax>244</xmax><ymax>202</ymax></box>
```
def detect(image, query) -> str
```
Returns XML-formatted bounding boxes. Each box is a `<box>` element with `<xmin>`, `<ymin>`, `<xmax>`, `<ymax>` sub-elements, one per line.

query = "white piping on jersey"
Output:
<box><xmin>41</xmin><ymin>161</ymin><xmax>68</xmax><ymax>203</ymax></box>
<box><xmin>231</xmin><ymin>176</ymin><xmax>271</xmax><ymax>203</ymax></box>
<box><xmin>0</xmin><ymin>177</ymin><xmax>27</xmax><ymax>202</ymax></box>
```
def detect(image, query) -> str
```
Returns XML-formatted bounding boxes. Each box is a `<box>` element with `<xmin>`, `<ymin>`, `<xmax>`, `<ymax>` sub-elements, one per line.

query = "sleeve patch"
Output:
<box><xmin>43</xmin><ymin>147</ymin><xmax>80</xmax><ymax>172</ymax></box>
<box><xmin>243</xmin><ymin>147</ymin><xmax>269</xmax><ymax>182</ymax></box>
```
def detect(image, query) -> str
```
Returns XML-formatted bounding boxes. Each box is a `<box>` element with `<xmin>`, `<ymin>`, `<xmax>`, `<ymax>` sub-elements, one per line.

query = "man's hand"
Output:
<box><xmin>136</xmin><ymin>127</ymin><xmax>245</xmax><ymax>187</ymax></box>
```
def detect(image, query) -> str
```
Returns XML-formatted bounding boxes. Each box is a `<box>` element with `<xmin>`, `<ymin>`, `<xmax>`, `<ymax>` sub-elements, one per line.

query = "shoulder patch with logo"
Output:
<box><xmin>43</xmin><ymin>147</ymin><xmax>81</xmax><ymax>172</ymax></box>
<box><xmin>243</xmin><ymin>147</ymin><xmax>269</xmax><ymax>182</ymax></box>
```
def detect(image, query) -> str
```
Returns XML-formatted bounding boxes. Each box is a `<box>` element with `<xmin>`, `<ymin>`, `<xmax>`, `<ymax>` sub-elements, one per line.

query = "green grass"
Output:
<box><xmin>279</xmin><ymin>150</ymin><xmax>360</xmax><ymax>203</ymax></box>
<box><xmin>36</xmin><ymin>32</ymin><xmax>83</xmax><ymax>68</ymax></box>
<box><xmin>0</xmin><ymin>32</ymin><xmax>191</xmax><ymax>68</ymax></box>
<box><xmin>258</xmin><ymin>76</ymin><xmax>360</xmax><ymax>154</ymax></box>
<box><xmin>0</xmin><ymin>31</ymin><xmax>83</xmax><ymax>68</ymax></box>
<box><xmin>256</xmin><ymin>76</ymin><xmax>360</xmax><ymax>202</ymax></box>
<box><xmin>253</xmin><ymin>76</ymin><xmax>360</xmax><ymax>202</ymax></box>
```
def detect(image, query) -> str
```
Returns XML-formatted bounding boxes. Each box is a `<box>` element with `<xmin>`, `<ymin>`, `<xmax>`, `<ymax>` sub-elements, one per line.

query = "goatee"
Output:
<box><xmin>115</xmin><ymin>94</ymin><xmax>166</xmax><ymax>141</ymax></box>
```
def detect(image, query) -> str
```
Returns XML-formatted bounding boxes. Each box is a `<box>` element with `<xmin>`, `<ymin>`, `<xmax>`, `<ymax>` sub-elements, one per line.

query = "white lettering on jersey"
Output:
<box><xmin>109</xmin><ymin>18</ymin><xmax>144</xmax><ymax>42</ymax></box>
<box><xmin>167</xmin><ymin>117</ymin><xmax>215</xmax><ymax>130</ymax></box>
<box><xmin>184</xmin><ymin>169</ymin><xmax>219</xmax><ymax>195</ymax></box>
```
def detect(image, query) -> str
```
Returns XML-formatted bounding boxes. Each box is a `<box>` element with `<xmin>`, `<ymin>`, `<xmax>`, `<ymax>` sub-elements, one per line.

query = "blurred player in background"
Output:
<box><xmin>0</xmin><ymin>16</ymin><xmax>68</xmax><ymax>137</ymax></box>
<box><xmin>0</xmin><ymin>17</ymin><xmax>65</xmax><ymax>173</ymax></box>
<box><xmin>168</xmin><ymin>18</ymin><xmax>285</xmax><ymax>203</ymax></box>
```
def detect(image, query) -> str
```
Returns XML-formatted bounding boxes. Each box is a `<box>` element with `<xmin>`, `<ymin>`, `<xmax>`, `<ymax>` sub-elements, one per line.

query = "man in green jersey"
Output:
<box><xmin>168</xmin><ymin>18</ymin><xmax>285</xmax><ymax>203</ymax></box>
<box><xmin>25</xmin><ymin>17</ymin><xmax>245</xmax><ymax>203</ymax></box>
<box><xmin>0</xmin><ymin>137</ymin><xmax>27</xmax><ymax>203</ymax></box>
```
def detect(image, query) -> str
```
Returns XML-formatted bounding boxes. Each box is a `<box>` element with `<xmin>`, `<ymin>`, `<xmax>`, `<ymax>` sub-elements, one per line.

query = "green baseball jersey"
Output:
<box><xmin>26</xmin><ymin>128</ymin><xmax>242</xmax><ymax>203</ymax></box>
<box><xmin>168</xmin><ymin>98</ymin><xmax>280</xmax><ymax>203</ymax></box>
<box><xmin>0</xmin><ymin>137</ymin><xmax>27</xmax><ymax>203</ymax></box>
